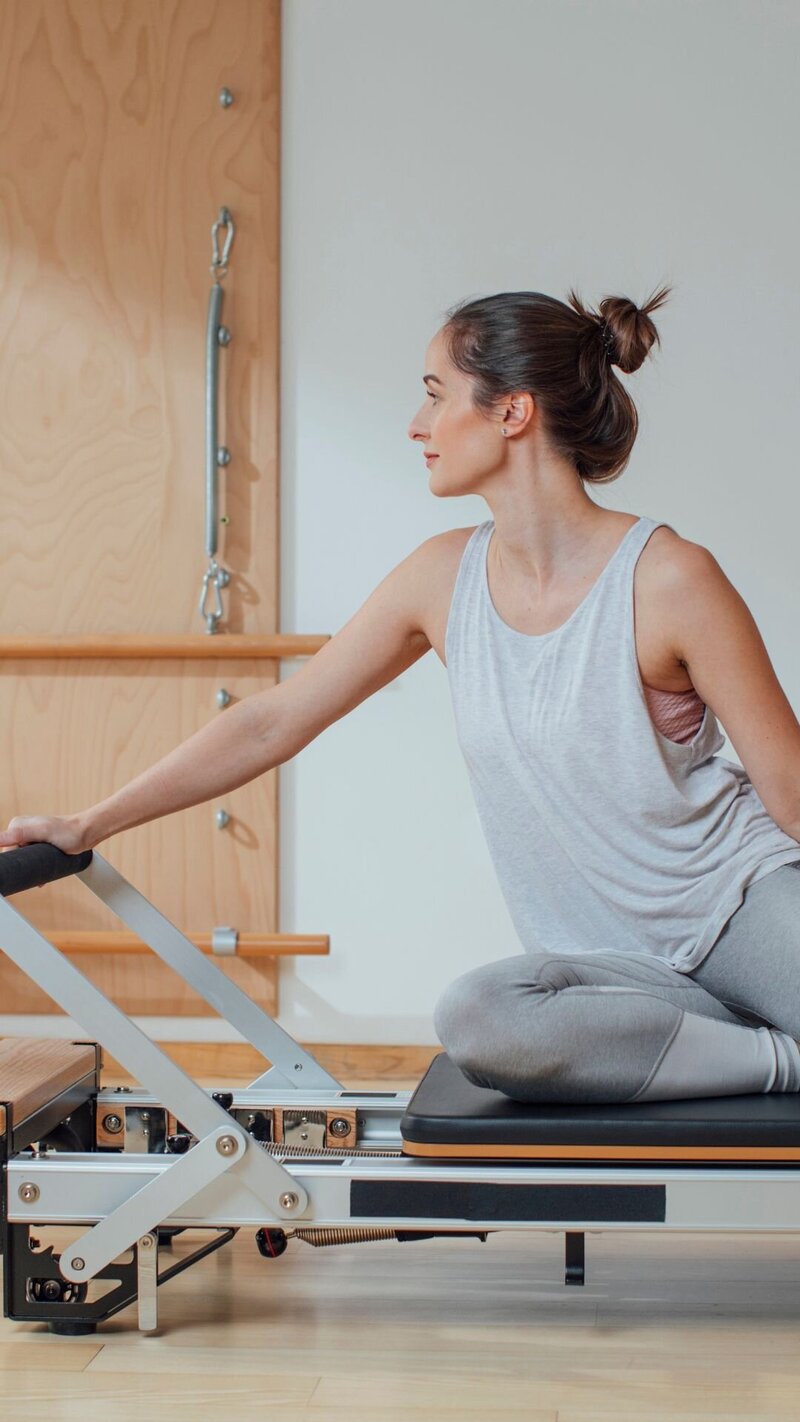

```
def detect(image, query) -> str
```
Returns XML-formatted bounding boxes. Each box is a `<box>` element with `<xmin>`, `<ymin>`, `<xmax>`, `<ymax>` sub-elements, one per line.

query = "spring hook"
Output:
<box><xmin>199</xmin><ymin>559</ymin><xmax>231</xmax><ymax>635</ymax></box>
<box><xmin>210</xmin><ymin>207</ymin><xmax>235</xmax><ymax>282</ymax></box>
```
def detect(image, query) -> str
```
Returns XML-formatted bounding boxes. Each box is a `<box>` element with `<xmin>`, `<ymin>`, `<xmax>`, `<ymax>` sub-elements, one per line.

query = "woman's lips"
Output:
<box><xmin>425</xmin><ymin>454</ymin><xmax>439</xmax><ymax>464</ymax></box>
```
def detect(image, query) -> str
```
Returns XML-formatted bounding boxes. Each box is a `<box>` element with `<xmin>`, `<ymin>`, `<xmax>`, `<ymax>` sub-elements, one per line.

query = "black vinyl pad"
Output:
<box><xmin>400</xmin><ymin>1052</ymin><xmax>800</xmax><ymax>1163</ymax></box>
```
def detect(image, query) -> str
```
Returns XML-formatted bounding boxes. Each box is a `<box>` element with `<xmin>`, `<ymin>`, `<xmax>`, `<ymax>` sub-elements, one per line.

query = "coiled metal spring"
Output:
<box><xmin>264</xmin><ymin>1141</ymin><xmax>403</xmax><ymax>1159</ymax></box>
<box><xmin>289</xmin><ymin>1227</ymin><xmax>397</xmax><ymax>1247</ymax></box>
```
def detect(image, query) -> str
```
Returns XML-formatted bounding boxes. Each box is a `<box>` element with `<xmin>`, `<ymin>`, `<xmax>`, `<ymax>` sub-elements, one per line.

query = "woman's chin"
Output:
<box><xmin>429</xmin><ymin>469</ymin><xmax>472</xmax><ymax>498</ymax></box>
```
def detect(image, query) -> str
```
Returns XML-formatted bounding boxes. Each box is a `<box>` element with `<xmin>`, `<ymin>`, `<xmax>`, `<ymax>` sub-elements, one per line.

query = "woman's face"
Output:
<box><xmin>407</xmin><ymin>328</ymin><xmax>508</xmax><ymax>497</ymax></box>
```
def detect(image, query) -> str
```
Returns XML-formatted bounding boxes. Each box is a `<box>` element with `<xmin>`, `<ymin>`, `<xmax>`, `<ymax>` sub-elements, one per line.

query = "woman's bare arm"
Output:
<box><xmin>0</xmin><ymin>537</ymin><xmax>441</xmax><ymax>853</ymax></box>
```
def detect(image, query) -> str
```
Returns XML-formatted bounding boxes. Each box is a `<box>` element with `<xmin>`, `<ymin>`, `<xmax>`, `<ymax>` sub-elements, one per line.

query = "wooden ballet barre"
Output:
<box><xmin>39</xmin><ymin>931</ymin><xmax>329</xmax><ymax>958</ymax></box>
<box><xmin>0</xmin><ymin>634</ymin><xmax>329</xmax><ymax>660</ymax></box>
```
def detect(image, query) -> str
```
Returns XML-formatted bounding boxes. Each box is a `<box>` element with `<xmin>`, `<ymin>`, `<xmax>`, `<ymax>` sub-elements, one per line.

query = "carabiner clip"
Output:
<box><xmin>210</xmin><ymin>207</ymin><xmax>235</xmax><ymax>282</ymax></box>
<box><xmin>199</xmin><ymin>559</ymin><xmax>226</xmax><ymax>634</ymax></box>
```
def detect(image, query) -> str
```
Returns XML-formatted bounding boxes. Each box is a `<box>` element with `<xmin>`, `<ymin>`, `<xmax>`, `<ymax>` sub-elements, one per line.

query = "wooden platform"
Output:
<box><xmin>0</xmin><ymin>1038</ymin><xmax>99</xmax><ymax>1136</ymax></box>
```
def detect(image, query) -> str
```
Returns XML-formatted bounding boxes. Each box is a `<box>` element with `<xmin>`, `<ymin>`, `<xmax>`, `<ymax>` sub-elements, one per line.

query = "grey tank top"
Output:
<box><xmin>445</xmin><ymin>516</ymin><xmax>800</xmax><ymax>973</ymax></box>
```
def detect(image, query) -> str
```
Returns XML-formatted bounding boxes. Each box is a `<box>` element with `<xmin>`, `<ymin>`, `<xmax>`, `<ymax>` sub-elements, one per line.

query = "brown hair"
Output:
<box><xmin>441</xmin><ymin>284</ymin><xmax>672</xmax><ymax>483</ymax></box>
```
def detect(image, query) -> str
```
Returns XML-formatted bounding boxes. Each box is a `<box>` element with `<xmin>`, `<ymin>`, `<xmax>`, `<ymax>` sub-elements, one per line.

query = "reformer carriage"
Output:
<box><xmin>2</xmin><ymin>843</ymin><xmax>800</xmax><ymax>1336</ymax></box>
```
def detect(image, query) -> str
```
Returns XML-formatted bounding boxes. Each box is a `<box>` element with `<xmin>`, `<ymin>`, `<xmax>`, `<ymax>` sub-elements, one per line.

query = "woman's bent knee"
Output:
<box><xmin>432</xmin><ymin>956</ymin><xmax>562</xmax><ymax>1087</ymax></box>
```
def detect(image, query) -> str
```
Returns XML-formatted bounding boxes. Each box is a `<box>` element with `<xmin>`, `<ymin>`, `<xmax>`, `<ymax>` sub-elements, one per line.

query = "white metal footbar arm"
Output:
<box><xmin>58</xmin><ymin>1126</ymin><xmax>247</xmax><ymax>1283</ymax></box>
<box><xmin>77</xmin><ymin>852</ymin><xmax>340</xmax><ymax>1092</ymax></box>
<box><xmin>0</xmin><ymin>846</ymin><xmax>315</xmax><ymax>1277</ymax></box>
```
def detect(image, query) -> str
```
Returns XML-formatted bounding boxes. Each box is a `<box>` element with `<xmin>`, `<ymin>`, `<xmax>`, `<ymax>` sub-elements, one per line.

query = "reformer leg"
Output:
<box><xmin>565</xmin><ymin>1231</ymin><xmax>585</xmax><ymax>1285</ymax></box>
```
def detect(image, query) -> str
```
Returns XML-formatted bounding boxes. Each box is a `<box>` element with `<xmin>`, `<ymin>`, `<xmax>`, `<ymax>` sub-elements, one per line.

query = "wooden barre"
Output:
<box><xmin>34</xmin><ymin>931</ymin><xmax>329</xmax><ymax>957</ymax></box>
<box><xmin>0</xmin><ymin>634</ymin><xmax>329</xmax><ymax>660</ymax></box>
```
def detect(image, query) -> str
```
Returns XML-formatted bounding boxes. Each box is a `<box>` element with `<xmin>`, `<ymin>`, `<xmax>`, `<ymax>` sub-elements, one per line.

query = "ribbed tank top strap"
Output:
<box><xmin>444</xmin><ymin>521</ymin><xmax>492</xmax><ymax>672</ymax></box>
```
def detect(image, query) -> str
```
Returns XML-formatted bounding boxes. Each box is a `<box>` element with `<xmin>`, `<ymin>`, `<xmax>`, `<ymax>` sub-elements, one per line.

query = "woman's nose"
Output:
<box><xmin>407</xmin><ymin>411</ymin><xmax>428</xmax><ymax>441</ymax></box>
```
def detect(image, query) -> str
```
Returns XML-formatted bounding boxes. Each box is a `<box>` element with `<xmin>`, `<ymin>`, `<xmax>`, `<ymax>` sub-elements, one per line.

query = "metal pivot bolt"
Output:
<box><xmin>72</xmin><ymin>1258</ymin><xmax>85</xmax><ymax>1272</ymax></box>
<box><xmin>216</xmin><ymin>1134</ymin><xmax>238</xmax><ymax>1156</ymax></box>
<box><xmin>102</xmin><ymin>1113</ymin><xmax>123</xmax><ymax>1134</ymax></box>
<box><xmin>330</xmin><ymin>1118</ymin><xmax>351</xmax><ymax>1138</ymax></box>
<box><xmin>280</xmin><ymin>1192</ymin><xmax>300</xmax><ymax>1211</ymax></box>
<box><xmin>138</xmin><ymin>1233</ymin><xmax>156</xmax><ymax>1251</ymax></box>
<box><xmin>18</xmin><ymin>1183</ymin><xmax>39</xmax><ymax>1203</ymax></box>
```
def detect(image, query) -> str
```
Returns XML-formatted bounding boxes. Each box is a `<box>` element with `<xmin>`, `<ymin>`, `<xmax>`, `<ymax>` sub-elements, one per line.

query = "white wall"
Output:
<box><xmin>5</xmin><ymin>0</ymin><xmax>797</xmax><ymax>1051</ymax></box>
<box><xmin>275</xmin><ymin>0</ymin><xmax>800</xmax><ymax>1045</ymax></box>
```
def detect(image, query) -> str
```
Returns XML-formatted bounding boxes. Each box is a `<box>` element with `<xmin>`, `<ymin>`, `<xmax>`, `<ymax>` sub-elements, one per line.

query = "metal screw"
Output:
<box><xmin>279</xmin><ymin>1192</ymin><xmax>299</xmax><ymax>1211</ymax></box>
<box><xmin>219</xmin><ymin>87</ymin><xmax>234</xmax><ymax>107</ymax></box>
<box><xmin>217</xmin><ymin>1134</ymin><xmax>238</xmax><ymax>1156</ymax></box>
<box><xmin>71</xmin><ymin>1258</ymin><xmax>85</xmax><ymax>1272</ymax></box>
<box><xmin>139</xmin><ymin>1234</ymin><xmax>155</xmax><ymax>1251</ymax></box>
<box><xmin>330</xmin><ymin>1118</ymin><xmax>351</xmax><ymax>1138</ymax></box>
<box><xmin>217</xmin><ymin>325</ymin><xmax>232</xmax><ymax>346</ymax></box>
<box><xmin>216</xmin><ymin>809</ymin><xmax>231</xmax><ymax>830</ymax></box>
<box><xmin>18</xmin><ymin>1183</ymin><xmax>39</xmax><ymax>1204</ymax></box>
<box><xmin>216</xmin><ymin>688</ymin><xmax>232</xmax><ymax>709</ymax></box>
<box><xmin>102</xmin><ymin>1113</ymin><xmax>123</xmax><ymax>1135</ymax></box>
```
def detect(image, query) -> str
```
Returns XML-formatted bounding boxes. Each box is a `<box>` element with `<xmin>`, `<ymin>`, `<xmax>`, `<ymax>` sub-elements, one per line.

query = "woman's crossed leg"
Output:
<box><xmin>433</xmin><ymin>865</ymin><xmax>800</xmax><ymax>1104</ymax></box>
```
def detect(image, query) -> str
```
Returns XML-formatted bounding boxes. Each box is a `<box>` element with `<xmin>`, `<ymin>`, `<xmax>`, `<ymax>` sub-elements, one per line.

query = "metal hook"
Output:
<box><xmin>210</xmin><ymin>207</ymin><xmax>235</xmax><ymax>282</ymax></box>
<box><xmin>199</xmin><ymin>559</ymin><xmax>230</xmax><ymax>634</ymax></box>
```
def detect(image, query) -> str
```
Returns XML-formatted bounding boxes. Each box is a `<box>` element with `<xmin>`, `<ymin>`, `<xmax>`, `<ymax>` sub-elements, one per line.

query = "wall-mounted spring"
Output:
<box><xmin>289</xmin><ymin>1227</ymin><xmax>397</xmax><ymax>1247</ymax></box>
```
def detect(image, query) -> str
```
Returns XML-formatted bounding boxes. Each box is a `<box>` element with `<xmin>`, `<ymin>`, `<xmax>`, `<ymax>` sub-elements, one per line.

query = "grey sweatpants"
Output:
<box><xmin>433</xmin><ymin>862</ymin><xmax>800</xmax><ymax>1103</ymax></box>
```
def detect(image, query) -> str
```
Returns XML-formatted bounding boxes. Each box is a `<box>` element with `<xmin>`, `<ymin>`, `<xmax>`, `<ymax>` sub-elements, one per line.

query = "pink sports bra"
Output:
<box><xmin>643</xmin><ymin>681</ymin><xmax>705</xmax><ymax>745</ymax></box>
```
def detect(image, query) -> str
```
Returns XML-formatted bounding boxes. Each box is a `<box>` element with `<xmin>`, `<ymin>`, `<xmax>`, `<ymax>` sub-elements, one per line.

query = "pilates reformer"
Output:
<box><xmin>2</xmin><ymin>844</ymin><xmax>800</xmax><ymax>1336</ymax></box>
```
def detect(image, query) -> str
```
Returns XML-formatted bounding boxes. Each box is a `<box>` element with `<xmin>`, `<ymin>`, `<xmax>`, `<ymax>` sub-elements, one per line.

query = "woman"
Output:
<box><xmin>3</xmin><ymin>286</ymin><xmax>800</xmax><ymax>1106</ymax></box>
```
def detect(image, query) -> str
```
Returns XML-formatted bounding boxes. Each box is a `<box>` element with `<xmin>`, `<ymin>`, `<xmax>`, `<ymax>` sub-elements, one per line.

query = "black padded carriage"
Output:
<box><xmin>400</xmin><ymin>1052</ymin><xmax>800</xmax><ymax>1164</ymax></box>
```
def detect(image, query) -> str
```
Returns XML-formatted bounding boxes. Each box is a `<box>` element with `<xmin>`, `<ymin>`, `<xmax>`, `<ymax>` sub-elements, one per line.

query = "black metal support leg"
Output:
<box><xmin>564</xmin><ymin>1230</ymin><xmax>585</xmax><ymax>1285</ymax></box>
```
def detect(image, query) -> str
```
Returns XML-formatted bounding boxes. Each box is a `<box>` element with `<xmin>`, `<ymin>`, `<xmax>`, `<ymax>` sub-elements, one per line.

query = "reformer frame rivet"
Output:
<box><xmin>72</xmin><ymin>1258</ymin><xmax>85</xmax><ymax>1272</ymax></box>
<box><xmin>217</xmin><ymin>1134</ymin><xmax>239</xmax><ymax>1156</ymax></box>
<box><xmin>279</xmin><ymin>1192</ymin><xmax>299</xmax><ymax>1210</ymax></box>
<box><xmin>18</xmin><ymin>1183</ymin><xmax>39</xmax><ymax>1204</ymax></box>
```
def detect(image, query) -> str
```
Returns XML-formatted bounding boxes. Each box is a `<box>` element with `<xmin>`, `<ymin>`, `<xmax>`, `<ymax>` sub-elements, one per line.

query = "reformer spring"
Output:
<box><xmin>288</xmin><ymin>1227</ymin><xmax>397</xmax><ymax>1247</ymax></box>
<box><xmin>264</xmin><ymin>1142</ymin><xmax>403</xmax><ymax>1159</ymax></box>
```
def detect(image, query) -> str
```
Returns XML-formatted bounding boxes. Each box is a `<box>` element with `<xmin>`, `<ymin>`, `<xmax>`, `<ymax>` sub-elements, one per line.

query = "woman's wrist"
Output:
<box><xmin>71</xmin><ymin>807</ymin><xmax>104</xmax><ymax>853</ymax></box>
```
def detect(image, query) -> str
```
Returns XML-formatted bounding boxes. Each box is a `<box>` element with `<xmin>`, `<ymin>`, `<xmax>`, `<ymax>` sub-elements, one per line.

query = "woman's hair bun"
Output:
<box><xmin>568</xmin><ymin>284</ymin><xmax>672</xmax><ymax>376</ymax></box>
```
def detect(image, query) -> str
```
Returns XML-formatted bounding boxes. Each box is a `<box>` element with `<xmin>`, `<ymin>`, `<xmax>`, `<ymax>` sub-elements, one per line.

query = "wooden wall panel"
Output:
<box><xmin>0</xmin><ymin>2</ymin><xmax>294</xmax><ymax>1024</ymax></box>
<box><xmin>0</xmin><ymin>0</ymin><xmax>281</xmax><ymax>638</ymax></box>
<box><xmin>0</xmin><ymin>657</ymin><xmax>280</xmax><ymax>1013</ymax></box>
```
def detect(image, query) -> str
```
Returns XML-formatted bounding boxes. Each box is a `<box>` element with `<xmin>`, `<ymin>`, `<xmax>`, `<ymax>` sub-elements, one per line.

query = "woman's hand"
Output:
<box><xmin>0</xmin><ymin>815</ymin><xmax>92</xmax><ymax>856</ymax></box>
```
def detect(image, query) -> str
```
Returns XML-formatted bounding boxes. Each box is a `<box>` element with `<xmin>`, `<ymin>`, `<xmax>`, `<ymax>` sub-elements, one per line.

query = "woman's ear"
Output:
<box><xmin>498</xmin><ymin>390</ymin><xmax>536</xmax><ymax>437</ymax></box>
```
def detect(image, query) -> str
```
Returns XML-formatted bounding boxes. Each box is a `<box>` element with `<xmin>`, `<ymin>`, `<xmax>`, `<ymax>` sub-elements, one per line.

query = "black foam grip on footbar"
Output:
<box><xmin>0</xmin><ymin>843</ymin><xmax>94</xmax><ymax>898</ymax></box>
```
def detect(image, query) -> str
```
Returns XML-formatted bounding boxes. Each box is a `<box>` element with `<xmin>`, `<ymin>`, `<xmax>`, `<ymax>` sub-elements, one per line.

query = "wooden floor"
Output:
<box><xmin>3</xmin><ymin>1078</ymin><xmax>800</xmax><ymax>1420</ymax></box>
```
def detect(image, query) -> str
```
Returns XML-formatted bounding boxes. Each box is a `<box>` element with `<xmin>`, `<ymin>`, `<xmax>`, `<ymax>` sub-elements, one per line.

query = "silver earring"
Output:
<box><xmin>501</xmin><ymin>427</ymin><xmax>508</xmax><ymax>435</ymax></box>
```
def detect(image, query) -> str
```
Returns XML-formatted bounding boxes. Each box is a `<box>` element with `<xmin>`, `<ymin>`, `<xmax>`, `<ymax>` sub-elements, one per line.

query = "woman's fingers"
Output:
<box><xmin>0</xmin><ymin>816</ymin><xmax>88</xmax><ymax>855</ymax></box>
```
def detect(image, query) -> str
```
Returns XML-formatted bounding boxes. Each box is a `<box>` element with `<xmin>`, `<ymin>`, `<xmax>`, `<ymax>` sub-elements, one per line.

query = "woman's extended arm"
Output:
<box><xmin>0</xmin><ymin>537</ymin><xmax>439</xmax><ymax>854</ymax></box>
